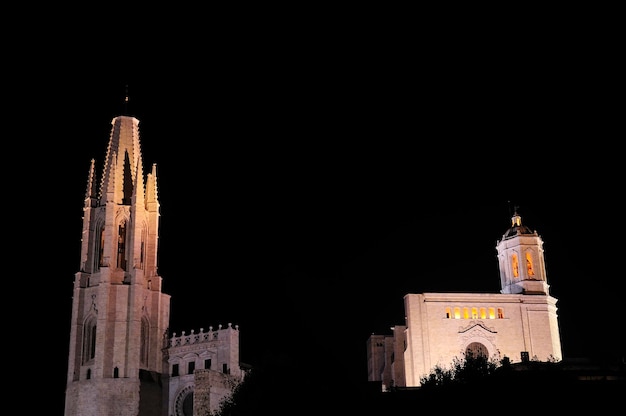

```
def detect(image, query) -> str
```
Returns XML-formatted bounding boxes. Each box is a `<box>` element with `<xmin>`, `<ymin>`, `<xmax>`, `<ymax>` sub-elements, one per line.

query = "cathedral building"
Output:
<box><xmin>367</xmin><ymin>211</ymin><xmax>563</xmax><ymax>390</ymax></box>
<box><xmin>64</xmin><ymin>115</ymin><xmax>244</xmax><ymax>416</ymax></box>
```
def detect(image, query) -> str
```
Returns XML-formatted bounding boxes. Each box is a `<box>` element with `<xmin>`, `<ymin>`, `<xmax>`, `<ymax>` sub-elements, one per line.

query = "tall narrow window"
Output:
<box><xmin>526</xmin><ymin>252</ymin><xmax>535</xmax><ymax>277</ymax></box>
<box><xmin>497</xmin><ymin>308</ymin><xmax>505</xmax><ymax>319</ymax></box>
<box><xmin>172</xmin><ymin>364</ymin><xmax>179</xmax><ymax>377</ymax></box>
<box><xmin>114</xmin><ymin>367</ymin><xmax>119</xmax><ymax>378</ymax></box>
<box><xmin>94</xmin><ymin>224</ymin><xmax>105</xmax><ymax>271</ymax></box>
<box><xmin>445</xmin><ymin>307</ymin><xmax>451</xmax><ymax>318</ymax></box>
<box><xmin>454</xmin><ymin>307</ymin><xmax>461</xmax><ymax>319</ymax></box>
<box><xmin>463</xmin><ymin>307</ymin><xmax>469</xmax><ymax>319</ymax></box>
<box><xmin>222</xmin><ymin>363</ymin><xmax>228</xmax><ymax>374</ymax></box>
<box><xmin>117</xmin><ymin>223</ymin><xmax>127</xmax><ymax>270</ymax></box>
<box><xmin>480</xmin><ymin>307</ymin><xmax>486</xmax><ymax>319</ymax></box>
<box><xmin>82</xmin><ymin>317</ymin><xmax>97</xmax><ymax>364</ymax></box>
<box><xmin>140</xmin><ymin>318</ymin><xmax>149</xmax><ymax>367</ymax></box>
<box><xmin>140</xmin><ymin>241</ymin><xmax>145</xmax><ymax>270</ymax></box>
<box><xmin>188</xmin><ymin>361</ymin><xmax>195</xmax><ymax>374</ymax></box>
<box><xmin>205</xmin><ymin>359</ymin><xmax>211</xmax><ymax>369</ymax></box>
<box><xmin>471</xmin><ymin>307</ymin><xmax>478</xmax><ymax>319</ymax></box>
<box><xmin>488</xmin><ymin>307</ymin><xmax>495</xmax><ymax>319</ymax></box>
<box><xmin>511</xmin><ymin>253</ymin><xmax>519</xmax><ymax>277</ymax></box>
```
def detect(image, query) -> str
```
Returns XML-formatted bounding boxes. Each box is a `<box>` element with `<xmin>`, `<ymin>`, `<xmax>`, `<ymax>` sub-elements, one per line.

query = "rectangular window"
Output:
<box><xmin>188</xmin><ymin>361</ymin><xmax>195</xmax><ymax>374</ymax></box>
<box><xmin>172</xmin><ymin>364</ymin><xmax>179</xmax><ymax>377</ymax></box>
<box><xmin>205</xmin><ymin>359</ymin><xmax>211</xmax><ymax>369</ymax></box>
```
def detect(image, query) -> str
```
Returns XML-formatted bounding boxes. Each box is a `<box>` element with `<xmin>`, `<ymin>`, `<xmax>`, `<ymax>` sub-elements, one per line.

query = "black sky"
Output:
<box><xmin>16</xmin><ymin>15</ymin><xmax>623</xmax><ymax>414</ymax></box>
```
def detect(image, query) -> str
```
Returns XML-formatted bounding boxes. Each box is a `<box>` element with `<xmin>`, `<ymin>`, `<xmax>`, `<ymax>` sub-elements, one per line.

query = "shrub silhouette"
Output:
<box><xmin>419</xmin><ymin>351</ymin><xmax>502</xmax><ymax>388</ymax></box>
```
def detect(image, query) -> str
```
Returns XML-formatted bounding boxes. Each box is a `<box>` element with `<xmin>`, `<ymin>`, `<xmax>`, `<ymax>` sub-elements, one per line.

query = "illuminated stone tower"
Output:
<box><xmin>64</xmin><ymin>115</ymin><xmax>171</xmax><ymax>416</ymax></box>
<box><xmin>496</xmin><ymin>209</ymin><xmax>549</xmax><ymax>295</ymax></box>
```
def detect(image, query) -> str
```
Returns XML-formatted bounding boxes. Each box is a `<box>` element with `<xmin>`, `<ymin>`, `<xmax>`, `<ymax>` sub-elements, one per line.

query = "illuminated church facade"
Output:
<box><xmin>64</xmin><ymin>115</ymin><xmax>244</xmax><ymax>416</ymax></box>
<box><xmin>367</xmin><ymin>212</ymin><xmax>563</xmax><ymax>390</ymax></box>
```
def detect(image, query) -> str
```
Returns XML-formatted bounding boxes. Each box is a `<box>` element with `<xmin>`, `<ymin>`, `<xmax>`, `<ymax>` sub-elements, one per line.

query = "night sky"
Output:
<box><xmin>17</xmin><ymin>19</ymin><xmax>622</xmax><ymax>414</ymax></box>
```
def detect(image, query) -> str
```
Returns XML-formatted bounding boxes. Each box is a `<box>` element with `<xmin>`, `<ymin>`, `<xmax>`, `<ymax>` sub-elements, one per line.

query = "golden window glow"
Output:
<box><xmin>446</xmin><ymin>306</ymin><xmax>503</xmax><ymax>319</ymax></box>
<box><xmin>512</xmin><ymin>253</ymin><xmax>519</xmax><ymax>277</ymax></box>
<box><xmin>526</xmin><ymin>252</ymin><xmax>535</xmax><ymax>276</ymax></box>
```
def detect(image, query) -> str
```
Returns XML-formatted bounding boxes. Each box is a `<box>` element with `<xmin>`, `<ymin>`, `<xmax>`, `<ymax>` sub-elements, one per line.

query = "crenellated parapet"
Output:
<box><xmin>166</xmin><ymin>323</ymin><xmax>239</xmax><ymax>348</ymax></box>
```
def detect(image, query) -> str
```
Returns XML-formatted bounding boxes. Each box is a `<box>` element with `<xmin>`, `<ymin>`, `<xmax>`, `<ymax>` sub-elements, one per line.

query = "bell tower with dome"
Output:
<box><xmin>497</xmin><ymin>209</ymin><xmax>549</xmax><ymax>295</ymax></box>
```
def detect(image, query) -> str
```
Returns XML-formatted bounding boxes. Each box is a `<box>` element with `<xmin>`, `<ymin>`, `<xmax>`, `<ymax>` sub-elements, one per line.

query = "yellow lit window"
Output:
<box><xmin>526</xmin><ymin>252</ymin><xmax>535</xmax><ymax>276</ymax></box>
<box><xmin>454</xmin><ymin>307</ymin><xmax>461</xmax><ymax>319</ymax></box>
<box><xmin>488</xmin><ymin>307</ymin><xmax>495</xmax><ymax>319</ymax></box>
<box><xmin>512</xmin><ymin>253</ymin><xmax>519</xmax><ymax>277</ymax></box>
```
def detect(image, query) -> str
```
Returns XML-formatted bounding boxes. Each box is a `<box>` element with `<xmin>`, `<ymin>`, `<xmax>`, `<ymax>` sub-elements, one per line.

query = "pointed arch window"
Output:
<box><xmin>117</xmin><ymin>222</ymin><xmax>127</xmax><ymax>270</ymax></box>
<box><xmin>511</xmin><ymin>253</ymin><xmax>519</xmax><ymax>278</ymax></box>
<box><xmin>140</xmin><ymin>241</ymin><xmax>145</xmax><ymax>270</ymax></box>
<box><xmin>82</xmin><ymin>316</ymin><xmax>97</xmax><ymax>364</ymax></box>
<box><xmin>525</xmin><ymin>252</ymin><xmax>535</xmax><ymax>277</ymax></box>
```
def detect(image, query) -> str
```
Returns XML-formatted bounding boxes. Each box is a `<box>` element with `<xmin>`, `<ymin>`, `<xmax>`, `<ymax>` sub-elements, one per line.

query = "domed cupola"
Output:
<box><xmin>496</xmin><ymin>209</ymin><xmax>549</xmax><ymax>295</ymax></box>
<box><xmin>501</xmin><ymin>211</ymin><xmax>537</xmax><ymax>239</ymax></box>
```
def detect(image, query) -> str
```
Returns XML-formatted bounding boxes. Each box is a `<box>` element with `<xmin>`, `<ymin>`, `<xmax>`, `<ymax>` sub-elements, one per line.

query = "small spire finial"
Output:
<box><xmin>124</xmin><ymin>84</ymin><xmax>129</xmax><ymax>115</ymax></box>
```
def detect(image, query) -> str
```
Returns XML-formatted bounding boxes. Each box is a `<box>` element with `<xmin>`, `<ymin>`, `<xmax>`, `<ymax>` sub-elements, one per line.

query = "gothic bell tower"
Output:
<box><xmin>65</xmin><ymin>115</ymin><xmax>171</xmax><ymax>416</ymax></box>
<box><xmin>496</xmin><ymin>209</ymin><xmax>550</xmax><ymax>295</ymax></box>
